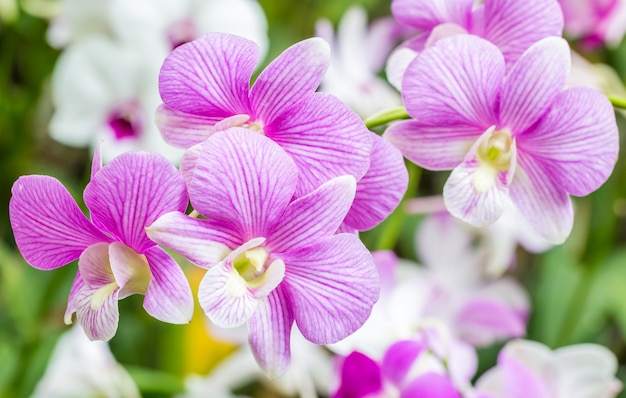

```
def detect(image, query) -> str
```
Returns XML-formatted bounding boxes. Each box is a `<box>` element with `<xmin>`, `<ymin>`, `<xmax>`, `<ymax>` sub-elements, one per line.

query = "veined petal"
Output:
<box><xmin>180</xmin><ymin>143</ymin><xmax>201</xmax><ymax>186</ymax></box>
<box><xmin>154</xmin><ymin>104</ymin><xmax>221</xmax><ymax>149</ymax></box>
<box><xmin>159</xmin><ymin>33</ymin><xmax>257</xmax><ymax>117</ymax></box>
<box><xmin>443</xmin><ymin>129</ymin><xmax>516</xmax><ymax>227</ymax></box>
<box><xmin>481</xmin><ymin>0</ymin><xmax>564</xmax><ymax>69</ymax></box>
<box><xmin>344</xmin><ymin>134</ymin><xmax>408</xmax><ymax>231</ymax></box>
<box><xmin>91</xmin><ymin>142</ymin><xmax>102</xmax><ymax>180</ymax></box>
<box><xmin>76</xmin><ymin>285</ymin><xmax>120</xmax><ymax>341</ymax></box>
<box><xmin>402</xmin><ymin>35</ymin><xmax>502</xmax><ymax>129</ymax></box>
<box><xmin>85</xmin><ymin>152</ymin><xmax>188</xmax><ymax>253</ymax></box>
<box><xmin>391</xmin><ymin>0</ymin><xmax>474</xmax><ymax>31</ymax></box>
<box><xmin>9</xmin><ymin>176</ymin><xmax>110</xmax><ymax>270</ymax></box>
<box><xmin>108</xmin><ymin>242</ymin><xmax>150</xmax><ymax>299</ymax></box>
<box><xmin>77</xmin><ymin>242</ymin><xmax>114</xmax><ymax>287</ymax></box>
<box><xmin>248</xmin><ymin>286</ymin><xmax>294</xmax><ymax>378</ymax></box>
<box><xmin>268</xmin><ymin>175</ymin><xmax>356</xmax><ymax>253</ymax></box>
<box><xmin>250</xmin><ymin>38</ymin><xmax>330</xmax><ymax>126</ymax></box>
<box><xmin>267</xmin><ymin>93</ymin><xmax>371</xmax><ymax>196</ymax></box>
<box><xmin>500</xmin><ymin>37</ymin><xmax>570</xmax><ymax>133</ymax></box>
<box><xmin>64</xmin><ymin>271</ymin><xmax>86</xmax><ymax>324</ymax></box>
<box><xmin>509</xmin><ymin>152</ymin><xmax>573</xmax><ymax>244</ymax></box>
<box><xmin>518</xmin><ymin>88</ymin><xmax>618</xmax><ymax>196</ymax></box>
<box><xmin>190</xmin><ymin>128</ymin><xmax>298</xmax><ymax>239</ymax></box>
<box><xmin>143</xmin><ymin>246</ymin><xmax>194</xmax><ymax>324</ymax></box>
<box><xmin>146</xmin><ymin>211</ymin><xmax>240</xmax><ymax>269</ymax></box>
<box><xmin>198</xmin><ymin>261</ymin><xmax>258</xmax><ymax>328</ymax></box>
<box><xmin>282</xmin><ymin>234</ymin><xmax>378</xmax><ymax>344</ymax></box>
<box><xmin>384</xmin><ymin>120</ymin><xmax>481</xmax><ymax>170</ymax></box>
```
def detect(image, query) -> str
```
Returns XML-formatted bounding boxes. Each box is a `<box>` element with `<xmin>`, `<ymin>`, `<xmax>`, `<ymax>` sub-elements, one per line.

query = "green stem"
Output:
<box><xmin>375</xmin><ymin>162</ymin><xmax>421</xmax><ymax>251</ymax></box>
<box><xmin>608</xmin><ymin>95</ymin><xmax>626</xmax><ymax>110</ymax></box>
<box><xmin>364</xmin><ymin>107</ymin><xmax>410</xmax><ymax>129</ymax></box>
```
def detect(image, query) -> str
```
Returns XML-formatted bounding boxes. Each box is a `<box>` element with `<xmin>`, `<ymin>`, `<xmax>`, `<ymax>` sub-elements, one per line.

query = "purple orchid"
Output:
<box><xmin>9</xmin><ymin>149</ymin><xmax>193</xmax><ymax>341</ymax></box>
<box><xmin>147</xmin><ymin>128</ymin><xmax>379</xmax><ymax>377</ymax></box>
<box><xmin>157</xmin><ymin>32</ymin><xmax>407</xmax><ymax>231</ymax></box>
<box><xmin>559</xmin><ymin>0</ymin><xmax>626</xmax><ymax>48</ymax></box>
<box><xmin>385</xmin><ymin>35</ymin><xmax>618</xmax><ymax>243</ymax></box>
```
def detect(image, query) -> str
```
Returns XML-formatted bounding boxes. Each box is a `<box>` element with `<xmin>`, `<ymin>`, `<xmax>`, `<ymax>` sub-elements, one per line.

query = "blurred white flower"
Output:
<box><xmin>47</xmin><ymin>0</ymin><xmax>112</xmax><ymax>48</ymax></box>
<box><xmin>316</xmin><ymin>6</ymin><xmax>402</xmax><ymax>118</ymax></box>
<box><xmin>31</xmin><ymin>326</ymin><xmax>139</xmax><ymax>398</ymax></box>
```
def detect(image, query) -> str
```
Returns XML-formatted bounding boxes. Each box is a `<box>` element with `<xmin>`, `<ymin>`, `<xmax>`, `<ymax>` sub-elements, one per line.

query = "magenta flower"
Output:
<box><xmin>156</xmin><ymin>32</ymin><xmax>371</xmax><ymax>198</ymax></box>
<box><xmin>559</xmin><ymin>0</ymin><xmax>626</xmax><ymax>48</ymax></box>
<box><xmin>147</xmin><ymin>128</ymin><xmax>379</xmax><ymax>377</ymax></box>
<box><xmin>385</xmin><ymin>35</ymin><xmax>618</xmax><ymax>243</ymax></box>
<box><xmin>9</xmin><ymin>150</ymin><xmax>193</xmax><ymax>341</ymax></box>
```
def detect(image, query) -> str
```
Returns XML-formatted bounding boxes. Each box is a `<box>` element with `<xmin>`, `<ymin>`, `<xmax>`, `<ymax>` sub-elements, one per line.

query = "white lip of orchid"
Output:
<box><xmin>224</xmin><ymin>237</ymin><xmax>284</xmax><ymax>296</ymax></box>
<box><xmin>473</xmin><ymin>128</ymin><xmax>515</xmax><ymax>193</ymax></box>
<box><xmin>213</xmin><ymin>114</ymin><xmax>265</xmax><ymax>135</ymax></box>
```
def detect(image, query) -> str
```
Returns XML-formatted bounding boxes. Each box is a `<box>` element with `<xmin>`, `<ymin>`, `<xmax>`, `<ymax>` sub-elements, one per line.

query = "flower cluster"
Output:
<box><xmin>7</xmin><ymin>0</ymin><xmax>626</xmax><ymax>396</ymax></box>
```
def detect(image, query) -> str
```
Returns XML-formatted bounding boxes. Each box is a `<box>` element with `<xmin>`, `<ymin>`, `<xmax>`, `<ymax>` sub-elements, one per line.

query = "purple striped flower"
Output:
<box><xmin>147</xmin><ymin>128</ymin><xmax>379</xmax><ymax>377</ymax></box>
<box><xmin>385</xmin><ymin>35</ymin><xmax>618</xmax><ymax>243</ymax></box>
<box><xmin>9</xmin><ymin>150</ymin><xmax>193</xmax><ymax>341</ymax></box>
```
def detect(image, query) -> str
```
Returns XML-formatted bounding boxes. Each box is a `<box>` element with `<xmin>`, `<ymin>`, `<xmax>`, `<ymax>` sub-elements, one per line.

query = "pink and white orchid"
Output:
<box><xmin>386</xmin><ymin>35</ymin><xmax>618</xmax><ymax>243</ymax></box>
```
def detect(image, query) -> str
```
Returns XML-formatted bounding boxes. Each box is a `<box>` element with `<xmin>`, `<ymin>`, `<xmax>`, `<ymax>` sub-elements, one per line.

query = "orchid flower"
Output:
<box><xmin>9</xmin><ymin>150</ymin><xmax>193</xmax><ymax>341</ymax></box>
<box><xmin>385</xmin><ymin>35</ymin><xmax>618</xmax><ymax>243</ymax></box>
<box><xmin>474</xmin><ymin>339</ymin><xmax>622</xmax><ymax>398</ymax></box>
<box><xmin>315</xmin><ymin>5</ymin><xmax>402</xmax><ymax>118</ymax></box>
<box><xmin>559</xmin><ymin>0</ymin><xmax>626</xmax><ymax>48</ymax></box>
<box><xmin>147</xmin><ymin>128</ymin><xmax>379</xmax><ymax>377</ymax></box>
<box><xmin>157</xmin><ymin>32</ymin><xmax>406</xmax><ymax>230</ymax></box>
<box><xmin>386</xmin><ymin>0</ymin><xmax>564</xmax><ymax>89</ymax></box>
<box><xmin>31</xmin><ymin>326</ymin><xmax>139</xmax><ymax>398</ymax></box>
<box><xmin>46</xmin><ymin>0</ymin><xmax>111</xmax><ymax>48</ymax></box>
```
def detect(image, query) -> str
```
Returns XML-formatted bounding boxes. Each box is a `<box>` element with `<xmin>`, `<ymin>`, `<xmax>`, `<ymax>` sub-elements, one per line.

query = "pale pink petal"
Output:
<box><xmin>146</xmin><ymin>211</ymin><xmax>241</xmax><ymax>269</ymax></box>
<box><xmin>159</xmin><ymin>33</ymin><xmax>257</xmax><ymax>117</ymax></box>
<box><xmin>268</xmin><ymin>175</ymin><xmax>356</xmax><ymax>253</ymax></box>
<box><xmin>384</xmin><ymin>120</ymin><xmax>481</xmax><ymax>170</ymax></box>
<box><xmin>456</xmin><ymin>299</ymin><xmax>526</xmax><ymax>345</ymax></box>
<box><xmin>509</xmin><ymin>152</ymin><xmax>573</xmax><ymax>244</ymax></box>
<box><xmin>84</xmin><ymin>152</ymin><xmax>188</xmax><ymax>253</ymax></box>
<box><xmin>64</xmin><ymin>271</ymin><xmax>85</xmax><ymax>324</ymax></box>
<box><xmin>282</xmin><ymin>234</ymin><xmax>378</xmax><ymax>344</ymax></box>
<box><xmin>250</xmin><ymin>38</ymin><xmax>329</xmax><ymax>126</ymax></box>
<box><xmin>518</xmin><ymin>87</ymin><xmax>618</xmax><ymax>196</ymax></box>
<box><xmin>499</xmin><ymin>37</ymin><xmax>570</xmax><ymax>133</ymax></box>
<box><xmin>9</xmin><ymin>176</ymin><xmax>109</xmax><ymax>270</ymax></box>
<box><xmin>424</xmin><ymin>22</ymin><xmax>469</xmax><ymax>47</ymax></box>
<box><xmin>402</xmin><ymin>373</ymin><xmax>462</xmax><ymax>398</ymax></box>
<box><xmin>481</xmin><ymin>0</ymin><xmax>564</xmax><ymax>69</ymax></box>
<box><xmin>499</xmin><ymin>351</ymin><xmax>551</xmax><ymax>398</ymax></box>
<box><xmin>402</xmin><ymin>35</ymin><xmax>502</xmax><ymax>131</ymax></box>
<box><xmin>385</xmin><ymin>46</ymin><xmax>418</xmax><ymax>90</ymax></box>
<box><xmin>76</xmin><ymin>285</ymin><xmax>120</xmax><ymax>341</ymax></box>
<box><xmin>391</xmin><ymin>0</ymin><xmax>474</xmax><ymax>31</ymax></box>
<box><xmin>142</xmin><ymin>246</ymin><xmax>194</xmax><ymax>324</ymax></box>
<box><xmin>155</xmin><ymin>104</ymin><xmax>222</xmax><ymax>149</ymax></box>
<box><xmin>108</xmin><ymin>242</ymin><xmax>150</xmax><ymax>299</ymax></box>
<box><xmin>344</xmin><ymin>134</ymin><xmax>408</xmax><ymax>231</ymax></box>
<box><xmin>180</xmin><ymin>143</ymin><xmax>201</xmax><ymax>186</ymax></box>
<box><xmin>443</xmin><ymin>130</ymin><xmax>516</xmax><ymax>227</ymax></box>
<box><xmin>268</xmin><ymin>93</ymin><xmax>371</xmax><ymax>196</ymax></box>
<box><xmin>248</xmin><ymin>287</ymin><xmax>294</xmax><ymax>378</ymax></box>
<box><xmin>372</xmin><ymin>250</ymin><xmax>397</xmax><ymax>295</ymax></box>
<box><xmin>198</xmin><ymin>261</ymin><xmax>258</xmax><ymax>328</ymax></box>
<box><xmin>189</xmin><ymin>128</ymin><xmax>298</xmax><ymax>238</ymax></box>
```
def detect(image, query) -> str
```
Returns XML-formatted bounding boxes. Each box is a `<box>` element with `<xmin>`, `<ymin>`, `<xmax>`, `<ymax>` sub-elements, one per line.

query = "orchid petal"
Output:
<box><xmin>9</xmin><ymin>176</ymin><xmax>109</xmax><ymax>270</ymax></box>
<box><xmin>159</xmin><ymin>33</ymin><xmax>257</xmax><ymax>117</ymax></box>
<box><xmin>180</xmin><ymin>143</ymin><xmax>201</xmax><ymax>186</ymax></box>
<box><xmin>384</xmin><ymin>120</ymin><xmax>481</xmax><ymax>170</ymax></box>
<box><xmin>267</xmin><ymin>93</ymin><xmax>371</xmax><ymax>196</ymax></box>
<box><xmin>154</xmin><ymin>104</ymin><xmax>220</xmax><ymax>149</ymax></box>
<box><xmin>382</xmin><ymin>340</ymin><xmax>426</xmax><ymax>386</ymax></box>
<box><xmin>268</xmin><ymin>175</ymin><xmax>356</xmax><ymax>253</ymax></box>
<box><xmin>391</xmin><ymin>0</ymin><xmax>474</xmax><ymax>31</ymax></box>
<box><xmin>498</xmin><ymin>350</ymin><xmax>551</xmax><ymax>398</ymax></box>
<box><xmin>518</xmin><ymin>87</ymin><xmax>618</xmax><ymax>196</ymax></box>
<box><xmin>64</xmin><ymin>271</ymin><xmax>85</xmax><ymax>324</ymax></box>
<box><xmin>198</xmin><ymin>261</ymin><xmax>258</xmax><ymax>328</ymax></box>
<box><xmin>282</xmin><ymin>234</ymin><xmax>378</xmax><ymax>344</ymax></box>
<box><xmin>456</xmin><ymin>298</ymin><xmax>526</xmax><ymax>345</ymax></box>
<box><xmin>482</xmin><ymin>0</ymin><xmax>564</xmax><ymax>69</ymax></box>
<box><xmin>190</xmin><ymin>128</ymin><xmax>298</xmax><ymax>239</ymax></box>
<box><xmin>385</xmin><ymin>47</ymin><xmax>418</xmax><ymax>90</ymax></box>
<box><xmin>91</xmin><ymin>142</ymin><xmax>102</xmax><ymax>180</ymax></box>
<box><xmin>344</xmin><ymin>134</ymin><xmax>408</xmax><ymax>230</ymax></box>
<box><xmin>85</xmin><ymin>152</ymin><xmax>188</xmax><ymax>253</ymax></box>
<box><xmin>146</xmin><ymin>211</ymin><xmax>240</xmax><ymax>268</ymax></box>
<box><xmin>142</xmin><ymin>246</ymin><xmax>193</xmax><ymax>324</ymax></box>
<box><xmin>248</xmin><ymin>286</ymin><xmax>294</xmax><ymax>378</ymax></box>
<box><xmin>335</xmin><ymin>351</ymin><xmax>383</xmax><ymax>398</ymax></box>
<box><xmin>402</xmin><ymin>373</ymin><xmax>462</xmax><ymax>398</ymax></box>
<box><xmin>250</xmin><ymin>38</ymin><xmax>329</xmax><ymax>126</ymax></box>
<box><xmin>108</xmin><ymin>242</ymin><xmax>150</xmax><ymax>299</ymax></box>
<box><xmin>500</xmin><ymin>37</ymin><xmax>570</xmax><ymax>133</ymax></box>
<box><xmin>402</xmin><ymin>35</ymin><xmax>502</xmax><ymax>129</ymax></box>
<box><xmin>509</xmin><ymin>152</ymin><xmax>573</xmax><ymax>244</ymax></box>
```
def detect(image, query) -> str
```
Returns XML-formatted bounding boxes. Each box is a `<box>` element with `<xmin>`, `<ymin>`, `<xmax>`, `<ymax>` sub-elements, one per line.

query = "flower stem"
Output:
<box><xmin>608</xmin><ymin>95</ymin><xmax>626</xmax><ymax>110</ymax></box>
<box><xmin>364</xmin><ymin>107</ymin><xmax>410</xmax><ymax>129</ymax></box>
<box><xmin>375</xmin><ymin>162</ymin><xmax>421</xmax><ymax>251</ymax></box>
